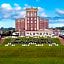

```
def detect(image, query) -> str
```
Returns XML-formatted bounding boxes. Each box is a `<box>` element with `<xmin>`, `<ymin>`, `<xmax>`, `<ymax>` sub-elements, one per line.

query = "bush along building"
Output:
<box><xmin>15</xmin><ymin>7</ymin><xmax>59</xmax><ymax>37</ymax></box>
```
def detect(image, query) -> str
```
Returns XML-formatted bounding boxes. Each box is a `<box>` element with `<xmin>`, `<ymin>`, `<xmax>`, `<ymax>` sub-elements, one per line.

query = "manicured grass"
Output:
<box><xmin>0</xmin><ymin>57</ymin><xmax>64</xmax><ymax>64</ymax></box>
<box><xmin>52</xmin><ymin>38</ymin><xmax>61</xmax><ymax>44</ymax></box>
<box><xmin>0</xmin><ymin>46</ymin><xmax>64</xmax><ymax>64</ymax></box>
<box><xmin>0</xmin><ymin>46</ymin><xmax>64</xmax><ymax>58</ymax></box>
<box><xmin>2</xmin><ymin>37</ymin><xmax>12</xmax><ymax>45</ymax></box>
<box><xmin>0</xmin><ymin>37</ymin><xmax>64</xmax><ymax>64</ymax></box>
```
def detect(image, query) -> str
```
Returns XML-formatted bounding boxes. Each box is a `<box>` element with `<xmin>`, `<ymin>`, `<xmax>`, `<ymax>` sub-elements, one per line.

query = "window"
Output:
<box><xmin>40</xmin><ymin>19</ymin><xmax>42</xmax><ymax>21</ymax></box>
<box><xmin>36</xmin><ymin>33</ymin><xmax>39</xmax><ymax>35</ymax></box>
<box><xmin>35</xmin><ymin>12</ymin><xmax>36</xmax><ymax>16</ymax></box>
<box><xmin>27</xmin><ymin>24</ymin><xmax>29</xmax><ymax>26</ymax></box>
<box><xmin>43</xmin><ymin>33</ymin><xmax>45</xmax><ymax>35</ymax></box>
<box><xmin>31</xmin><ymin>21</ymin><xmax>33</xmax><ymax>23</ymax></box>
<box><xmin>27</xmin><ymin>24</ymin><xmax>29</xmax><ymax>29</ymax></box>
<box><xmin>35</xmin><ymin>28</ymin><xmax>36</xmax><ymax>30</ymax></box>
<box><xmin>33</xmin><ymin>33</ymin><xmax>35</xmax><ymax>35</ymax></box>
<box><xmin>34</xmin><ymin>18</ymin><xmax>36</xmax><ymax>20</ymax></box>
<box><xmin>31</xmin><ymin>24</ymin><xmax>33</xmax><ymax>27</ymax></box>
<box><xmin>28</xmin><ymin>12</ymin><xmax>29</xmax><ymax>16</ymax></box>
<box><xmin>35</xmin><ymin>21</ymin><xmax>36</xmax><ymax>23</ymax></box>
<box><xmin>49</xmin><ymin>34</ymin><xmax>51</xmax><ymax>35</ymax></box>
<box><xmin>40</xmin><ymin>33</ymin><xmax>42</xmax><ymax>35</ymax></box>
<box><xmin>27</xmin><ymin>33</ymin><xmax>29</xmax><ymax>34</ymax></box>
<box><xmin>30</xmin><ymin>33</ymin><xmax>32</xmax><ymax>35</ymax></box>
<box><xmin>35</xmin><ymin>24</ymin><xmax>36</xmax><ymax>27</ymax></box>
<box><xmin>28</xmin><ymin>18</ymin><xmax>29</xmax><ymax>20</ymax></box>
<box><xmin>31</xmin><ymin>28</ymin><xmax>33</xmax><ymax>30</ymax></box>
<box><xmin>54</xmin><ymin>32</ymin><xmax>58</xmax><ymax>36</ymax></box>
<box><xmin>28</xmin><ymin>21</ymin><xmax>29</xmax><ymax>23</ymax></box>
<box><xmin>46</xmin><ymin>33</ymin><xmax>48</xmax><ymax>35</ymax></box>
<box><xmin>21</xmin><ymin>32</ymin><xmax>24</xmax><ymax>36</ymax></box>
<box><xmin>31</xmin><ymin>12</ymin><xmax>32</xmax><ymax>16</ymax></box>
<box><xmin>31</xmin><ymin>18</ymin><xmax>33</xmax><ymax>20</ymax></box>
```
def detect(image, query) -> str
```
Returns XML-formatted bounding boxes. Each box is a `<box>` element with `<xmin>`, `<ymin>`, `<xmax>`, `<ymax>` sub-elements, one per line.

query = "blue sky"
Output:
<box><xmin>0</xmin><ymin>0</ymin><xmax>64</xmax><ymax>28</ymax></box>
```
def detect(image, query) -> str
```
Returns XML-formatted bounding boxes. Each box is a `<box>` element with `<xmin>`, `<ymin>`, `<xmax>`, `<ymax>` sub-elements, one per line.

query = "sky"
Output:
<box><xmin>0</xmin><ymin>0</ymin><xmax>64</xmax><ymax>28</ymax></box>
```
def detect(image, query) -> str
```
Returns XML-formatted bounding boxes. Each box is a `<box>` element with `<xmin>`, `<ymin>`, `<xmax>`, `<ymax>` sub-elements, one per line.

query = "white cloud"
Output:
<box><xmin>15</xmin><ymin>6</ymin><xmax>21</xmax><ymax>10</ymax></box>
<box><xmin>40</xmin><ymin>13</ymin><xmax>47</xmax><ymax>17</ymax></box>
<box><xmin>49</xmin><ymin>23</ymin><xmax>64</xmax><ymax>28</ymax></box>
<box><xmin>0</xmin><ymin>3</ymin><xmax>47</xmax><ymax>19</ymax></box>
<box><xmin>38</xmin><ymin>7</ymin><xmax>44</xmax><ymax>11</ymax></box>
<box><xmin>3</xmin><ymin>15</ymin><xmax>9</xmax><ymax>19</ymax></box>
<box><xmin>49</xmin><ymin>18</ymin><xmax>64</xmax><ymax>28</ymax></box>
<box><xmin>14</xmin><ymin>3</ymin><xmax>21</xmax><ymax>10</ymax></box>
<box><xmin>19</xmin><ymin>11</ymin><xmax>26</xmax><ymax>17</ymax></box>
<box><xmin>14</xmin><ymin>3</ymin><xmax>19</xmax><ymax>7</ymax></box>
<box><xmin>1</xmin><ymin>3</ymin><xmax>12</xmax><ymax>10</ymax></box>
<box><xmin>38</xmin><ymin>7</ymin><xmax>47</xmax><ymax>17</ymax></box>
<box><xmin>24</xmin><ymin>4</ymin><xmax>31</xmax><ymax>9</ymax></box>
<box><xmin>49</xmin><ymin>19</ymin><xmax>64</xmax><ymax>22</ymax></box>
<box><xmin>58</xmin><ymin>19</ymin><xmax>64</xmax><ymax>21</ymax></box>
<box><xmin>56</xmin><ymin>8</ymin><xmax>64</xmax><ymax>14</ymax></box>
<box><xmin>56</xmin><ymin>8</ymin><xmax>64</xmax><ymax>17</ymax></box>
<box><xmin>0</xmin><ymin>3</ymin><xmax>25</xmax><ymax>19</ymax></box>
<box><xmin>24</xmin><ymin>4</ymin><xmax>29</xmax><ymax>7</ymax></box>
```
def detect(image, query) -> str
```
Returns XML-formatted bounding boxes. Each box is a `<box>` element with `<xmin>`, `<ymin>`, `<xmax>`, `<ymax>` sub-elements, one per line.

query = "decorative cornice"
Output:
<box><xmin>26</xmin><ymin>7</ymin><xmax>38</xmax><ymax>11</ymax></box>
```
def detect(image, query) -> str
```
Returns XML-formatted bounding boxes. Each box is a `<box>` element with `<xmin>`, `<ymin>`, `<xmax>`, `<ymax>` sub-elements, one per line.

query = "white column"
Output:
<box><xmin>37</xmin><ymin>17</ymin><xmax>39</xmax><ymax>30</ymax></box>
<box><xmin>25</xmin><ymin>17</ymin><xmax>27</xmax><ymax>30</ymax></box>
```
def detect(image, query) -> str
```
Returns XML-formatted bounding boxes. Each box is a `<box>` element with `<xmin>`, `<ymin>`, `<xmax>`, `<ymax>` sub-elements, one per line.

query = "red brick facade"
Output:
<box><xmin>15</xmin><ymin>18</ymin><xmax>25</xmax><ymax>36</ymax></box>
<box><xmin>27</xmin><ymin>17</ymin><xmax>37</xmax><ymax>31</ymax></box>
<box><xmin>39</xmin><ymin>18</ymin><xmax>49</xmax><ymax>30</ymax></box>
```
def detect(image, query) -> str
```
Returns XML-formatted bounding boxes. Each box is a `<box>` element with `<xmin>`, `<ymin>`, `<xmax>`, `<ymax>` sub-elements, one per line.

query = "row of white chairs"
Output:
<box><xmin>35</xmin><ymin>43</ymin><xmax>59</xmax><ymax>47</ymax></box>
<box><xmin>52</xmin><ymin>43</ymin><xmax>59</xmax><ymax>46</ymax></box>
<box><xmin>5</xmin><ymin>43</ymin><xmax>58</xmax><ymax>47</ymax></box>
<box><xmin>22</xmin><ymin>44</ymin><xmax>30</xmax><ymax>46</ymax></box>
<box><xmin>49</xmin><ymin>43</ymin><xmax>59</xmax><ymax>46</ymax></box>
<box><xmin>5</xmin><ymin>43</ymin><xmax>15</xmax><ymax>47</ymax></box>
<box><xmin>29</xmin><ymin>43</ymin><xmax>36</xmax><ymax>45</ymax></box>
<box><xmin>35</xmin><ymin>44</ymin><xmax>44</xmax><ymax>46</ymax></box>
<box><xmin>22</xmin><ymin>44</ymin><xmax>58</xmax><ymax>47</ymax></box>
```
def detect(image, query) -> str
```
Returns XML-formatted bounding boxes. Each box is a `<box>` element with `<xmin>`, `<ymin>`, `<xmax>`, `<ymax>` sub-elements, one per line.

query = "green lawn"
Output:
<box><xmin>0</xmin><ymin>37</ymin><xmax>64</xmax><ymax>64</ymax></box>
<box><xmin>0</xmin><ymin>57</ymin><xmax>64</xmax><ymax>64</ymax></box>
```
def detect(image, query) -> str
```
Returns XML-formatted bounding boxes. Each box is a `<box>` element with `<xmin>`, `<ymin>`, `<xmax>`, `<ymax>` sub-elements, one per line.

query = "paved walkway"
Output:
<box><xmin>59</xmin><ymin>37</ymin><xmax>64</xmax><ymax>44</ymax></box>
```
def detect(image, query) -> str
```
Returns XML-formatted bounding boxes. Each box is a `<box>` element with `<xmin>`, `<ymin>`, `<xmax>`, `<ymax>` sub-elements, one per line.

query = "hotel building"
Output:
<box><xmin>15</xmin><ymin>7</ymin><xmax>59</xmax><ymax>37</ymax></box>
